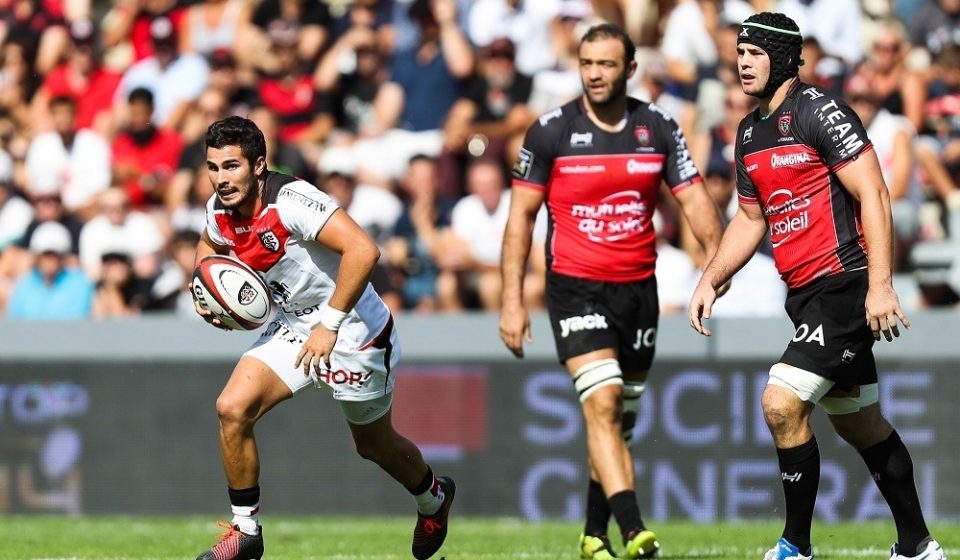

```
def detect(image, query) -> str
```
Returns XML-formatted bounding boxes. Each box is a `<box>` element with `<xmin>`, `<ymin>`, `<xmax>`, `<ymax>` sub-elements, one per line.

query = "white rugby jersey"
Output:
<box><xmin>205</xmin><ymin>172</ymin><xmax>390</xmax><ymax>344</ymax></box>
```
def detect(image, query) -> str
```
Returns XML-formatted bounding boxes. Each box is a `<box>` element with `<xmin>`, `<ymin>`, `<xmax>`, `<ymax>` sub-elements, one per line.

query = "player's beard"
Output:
<box><xmin>586</xmin><ymin>69</ymin><xmax>629</xmax><ymax>108</ymax></box>
<box><xmin>219</xmin><ymin>178</ymin><xmax>258</xmax><ymax>210</ymax></box>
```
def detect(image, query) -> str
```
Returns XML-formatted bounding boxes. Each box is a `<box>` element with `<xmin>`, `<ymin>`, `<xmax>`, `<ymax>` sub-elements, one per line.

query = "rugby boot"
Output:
<box><xmin>580</xmin><ymin>533</ymin><xmax>619</xmax><ymax>559</ymax></box>
<box><xmin>624</xmin><ymin>529</ymin><xmax>660</xmax><ymax>559</ymax></box>
<box><xmin>890</xmin><ymin>538</ymin><xmax>946</xmax><ymax>560</ymax></box>
<box><xmin>763</xmin><ymin>537</ymin><xmax>813</xmax><ymax>560</ymax></box>
<box><xmin>196</xmin><ymin>521</ymin><xmax>263</xmax><ymax>560</ymax></box>
<box><xmin>412</xmin><ymin>475</ymin><xmax>456</xmax><ymax>560</ymax></box>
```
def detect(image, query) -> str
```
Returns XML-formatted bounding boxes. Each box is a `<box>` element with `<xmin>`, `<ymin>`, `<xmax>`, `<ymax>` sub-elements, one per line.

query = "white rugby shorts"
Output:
<box><xmin>243</xmin><ymin>314</ymin><xmax>400</xmax><ymax>403</ymax></box>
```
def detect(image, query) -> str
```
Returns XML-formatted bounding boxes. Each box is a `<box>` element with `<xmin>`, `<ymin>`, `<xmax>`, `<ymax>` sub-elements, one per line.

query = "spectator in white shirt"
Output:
<box><xmin>24</xmin><ymin>96</ymin><xmax>111</xmax><ymax>217</ymax></box>
<box><xmin>778</xmin><ymin>0</ymin><xmax>864</xmax><ymax>68</ymax></box>
<box><xmin>439</xmin><ymin>158</ymin><xmax>546</xmax><ymax>310</ymax></box>
<box><xmin>78</xmin><ymin>187</ymin><xmax>165</xmax><ymax>282</ymax></box>
<box><xmin>468</xmin><ymin>0</ymin><xmax>561</xmax><ymax>75</ymax></box>
<box><xmin>117</xmin><ymin>16</ymin><xmax>210</xmax><ymax>130</ymax></box>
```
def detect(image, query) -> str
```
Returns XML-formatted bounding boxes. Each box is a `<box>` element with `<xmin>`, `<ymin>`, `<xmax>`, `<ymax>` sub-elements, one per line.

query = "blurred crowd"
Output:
<box><xmin>0</xmin><ymin>0</ymin><xmax>958</xmax><ymax>321</ymax></box>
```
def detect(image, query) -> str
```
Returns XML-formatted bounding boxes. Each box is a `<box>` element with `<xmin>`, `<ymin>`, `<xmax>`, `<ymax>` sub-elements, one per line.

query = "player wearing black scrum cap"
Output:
<box><xmin>689</xmin><ymin>12</ymin><xmax>946</xmax><ymax>560</ymax></box>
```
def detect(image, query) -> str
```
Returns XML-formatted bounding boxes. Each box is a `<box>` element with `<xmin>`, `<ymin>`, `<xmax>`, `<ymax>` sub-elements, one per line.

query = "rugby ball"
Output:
<box><xmin>192</xmin><ymin>255</ymin><xmax>273</xmax><ymax>330</ymax></box>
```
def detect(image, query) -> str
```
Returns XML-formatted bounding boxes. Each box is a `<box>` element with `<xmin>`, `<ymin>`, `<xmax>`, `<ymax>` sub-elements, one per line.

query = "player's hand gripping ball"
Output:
<box><xmin>192</xmin><ymin>255</ymin><xmax>273</xmax><ymax>330</ymax></box>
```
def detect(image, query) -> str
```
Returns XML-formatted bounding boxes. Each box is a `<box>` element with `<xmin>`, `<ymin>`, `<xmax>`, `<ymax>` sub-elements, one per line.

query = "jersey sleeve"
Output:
<box><xmin>512</xmin><ymin>108</ymin><xmax>562</xmax><ymax>190</ymax></box>
<box><xmin>275</xmin><ymin>181</ymin><xmax>341</xmax><ymax>241</ymax></box>
<box><xmin>796</xmin><ymin>86</ymin><xmax>873</xmax><ymax>170</ymax></box>
<box><xmin>204</xmin><ymin>195</ymin><xmax>229</xmax><ymax>247</ymax></box>
<box><xmin>734</xmin><ymin>129</ymin><xmax>758</xmax><ymax>204</ymax></box>
<box><xmin>658</xmin><ymin>114</ymin><xmax>702</xmax><ymax>191</ymax></box>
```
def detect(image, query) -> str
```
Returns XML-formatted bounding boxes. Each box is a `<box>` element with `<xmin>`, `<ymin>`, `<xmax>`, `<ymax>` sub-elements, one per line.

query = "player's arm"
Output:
<box><xmin>835</xmin><ymin>151</ymin><xmax>909</xmax><ymax>341</ymax></box>
<box><xmin>688</xmin><ymin>201</ymin><xmax>767</xmax><ymax>336</ymax></box>
<box><xmin>661</xmin><ymin>112</ymin><xmax>725</xmax><ymax>267</ymax></box>
<box><xmin>195</xmin><ymin>229</ymin><xmax>229</xmax><ymax>267</ymax></box>
<box><xmin>806</xmin><ymin>90</ymin><xmax>908</xmax><ymax>341</ymax></box>
<box><xmin>295</xmin><ymin>209</ymin><xmax>381</xmax><ymax>376</ymax></box>
<box><xmin>673</xmin><ymin>183</ymin><xmax>724</xmax><ymax>266</ymax></box>
<box><xmin>499</xmin><ymin>185</ymin><xmax>545</xmax><ymax>358</ymax></box>
<box><xmin>314</xmin><ymin>208</ymin><xmax>380</xmax><ymax>315</ymax></box>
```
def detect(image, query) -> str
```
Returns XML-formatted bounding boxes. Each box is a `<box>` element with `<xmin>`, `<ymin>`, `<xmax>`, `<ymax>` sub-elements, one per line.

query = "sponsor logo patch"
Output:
<box><xmin>513</xmin><ymin>147</ymin><xmax>534</xmax><ymax>179</ymax></box>
<box><xmin>626</xmin><ymin>159</ymin><xmax>663</xmax><ymax>174</ymax></box>
<box><xmin>279</xmin><ymin>189</ymin><xmax>325</xmax><ymax>212</ymax></box>
<box><xmin>570</xmin><ymin>132</ymin><xmax>593</xmax><ymax>147</ymax></box>
<box><xmin>559</xmin><ymin>313</ymin><xmax>609</xmax><ymax>338</ymax></box>
<box><xmin>770</xmin><ymin>152</ymin><xmax>810</xmax><ymax>169</ymax></box>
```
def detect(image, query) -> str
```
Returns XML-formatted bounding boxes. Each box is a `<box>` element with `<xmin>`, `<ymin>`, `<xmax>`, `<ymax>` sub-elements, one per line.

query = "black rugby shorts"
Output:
<box><xmin>545</xmin><ymin>271</ymin><xmax>659</xmax><ymax>372</ymax></box>
<box><xmin>780</xmin><ymin>269</ymin><xmax>878</xmax><ymax>389</ymax></box>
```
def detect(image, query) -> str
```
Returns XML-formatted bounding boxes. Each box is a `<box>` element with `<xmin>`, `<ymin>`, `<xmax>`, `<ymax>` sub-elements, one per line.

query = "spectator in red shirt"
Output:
<box><xmin>257</xmin><ymin>20</ymin><xmax>333</xmax><ymax>165</ymax></box>
<box><xmin>31</xmin><ymin>19</ymin><xmax>122</xmax><ymax>135</ymax></box>
<box><xmin>111</xmin><ymin>88</ymin><xmax>183</xmax><ymax>209</ymax></box>
<box><xmin>102</xmin><ymin>0</ymin><xmax>187</xmax><ymax>63</ymax></box>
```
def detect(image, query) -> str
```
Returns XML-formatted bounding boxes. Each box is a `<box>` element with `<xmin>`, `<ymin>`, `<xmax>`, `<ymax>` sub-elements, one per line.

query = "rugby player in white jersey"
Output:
<box><xmin>193</xmin><ymin>116</ymin><xmax>454</xmax><ymax>560</ymax></box>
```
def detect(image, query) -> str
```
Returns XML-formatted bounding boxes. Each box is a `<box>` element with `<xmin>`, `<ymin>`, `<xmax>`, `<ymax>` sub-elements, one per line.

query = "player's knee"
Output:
<box><xmin>761</xmin><ymin>390</ymin><xmax>803</xmax><ymax>436</ymax></box>
<box><xmin>575</xmin><ymin>358</ymin><xmax>624</xmax><ymax>423</ymax></box>
<box><xmin>353</xmin><ymin>438</ymin><xmax>384</xmax><ymax>463</ymax></box>
<box><xmin>215</xmin><ymin>393</ymin><xmax>256</xmax><ymax>428</ymax></box>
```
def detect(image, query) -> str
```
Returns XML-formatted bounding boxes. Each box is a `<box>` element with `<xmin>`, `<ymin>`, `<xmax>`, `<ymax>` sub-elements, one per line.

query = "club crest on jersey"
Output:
<box><xmin>634</xmin><ymin>126</ymin><xmax>651</xmax><ymax>146</ymax></box>
<box><xmin>258</xmin><ymin>230</ymin><xmax>280</xmax><ymax>252</ymax></box>
<box><xmin>778</xmin><ymin>114</ymin><xmax>792</xmax><ymax>136</ymax></box>
<box><xmin>238</xmin><ymin>282</ymin><xmax>257</xmax><ymax>305</ymax></box>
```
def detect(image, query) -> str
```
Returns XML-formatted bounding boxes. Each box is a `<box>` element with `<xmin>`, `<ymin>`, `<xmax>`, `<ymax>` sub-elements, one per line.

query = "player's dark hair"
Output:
<box><xmin>580</xmin><ymin>23</ymin><xmax>636</xmax><ymax>66</ymax></box>
<box><xmin>128</xmin><ymin>87</ymin><xmax>154</xmax><ymax>107</ymax></box>
<box><xmin>737</xmin><ymin>12</ymin><xmax>803</xmax><ymax>98</ymax></box>
<box><xmin>205</xmin><ymin>116</ymin><xmax>267</xmax><ymax>168</ymax></box>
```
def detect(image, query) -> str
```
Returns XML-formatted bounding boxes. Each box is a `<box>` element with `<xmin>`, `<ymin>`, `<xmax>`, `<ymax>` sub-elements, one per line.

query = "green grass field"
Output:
<box><xmin>0</xmin><ymin>517</ymin><xmax>956</xmax><ymax>559</ymax></box>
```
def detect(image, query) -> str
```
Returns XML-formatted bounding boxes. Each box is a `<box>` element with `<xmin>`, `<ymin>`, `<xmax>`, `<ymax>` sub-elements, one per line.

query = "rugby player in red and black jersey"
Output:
<box><xmin>192</xmin><ymin>117</ymin><xmax>454</xmax><ymax>560</ymax></box>
<box><xmin>689</xmin><ymin>12</ymin><xmax>945</xmax><ymax>560</ymax></box>
<box><xmin>500</xmin><ymin>24</ymin><xmax>725</xmax><ymax>560</ymax></box>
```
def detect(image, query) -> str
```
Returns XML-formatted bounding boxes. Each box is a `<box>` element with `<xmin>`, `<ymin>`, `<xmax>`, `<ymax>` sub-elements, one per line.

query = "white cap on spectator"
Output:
<box><xmin>0</xmin><ymin>149</ymin><xmax>12</xmax><ymax>184</ymax></box>
<box><xmin>29</xmin><ymin>174</ymin><xmax>62</xmax><ymax>198</ymax></box>
<box><xmin>29</xmin><ymin>221</ymin><xmax>72</xmax><ymax>255</ymax></box>
<box><xmin>558</xmin><ymin>0</ymin><xmax>593</xmax><ymax>20</ymax></box>
<box><xmin>319</xmin><ymin>146</ymin><xmax>357</xmax><ymax>177</ymax></box>
<box><xmin>720</xmin><ymin>3</ymin><xmax>755</xmax><ymax>27</ymax></box>
<box><xmin>150</xmin><ymin>16</ymin><xmax>176</xmax><ymax>45</ymax></box>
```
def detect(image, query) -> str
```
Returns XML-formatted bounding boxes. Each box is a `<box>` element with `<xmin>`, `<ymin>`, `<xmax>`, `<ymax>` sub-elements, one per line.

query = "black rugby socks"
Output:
<box><xmin>859</xmin><ymin>431</ymin><xmax>930</xmax><ymax>555</ymax></box>
<box><xmin>584</xmin><ymin>478</ymin><xmax>611</xmax><ymax>536</ymax></box>
<box><xmin>777</xmin><ymin>436</ymin><xmax>820</xmax><ymax>555</ymax></box>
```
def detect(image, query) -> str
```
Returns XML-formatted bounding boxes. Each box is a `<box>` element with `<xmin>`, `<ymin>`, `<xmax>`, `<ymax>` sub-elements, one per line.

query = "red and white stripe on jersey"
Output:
<box><xmin>213</xmin><ymin>206</ymin><xmax>292</xmax><ymax>272</ymax></box>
